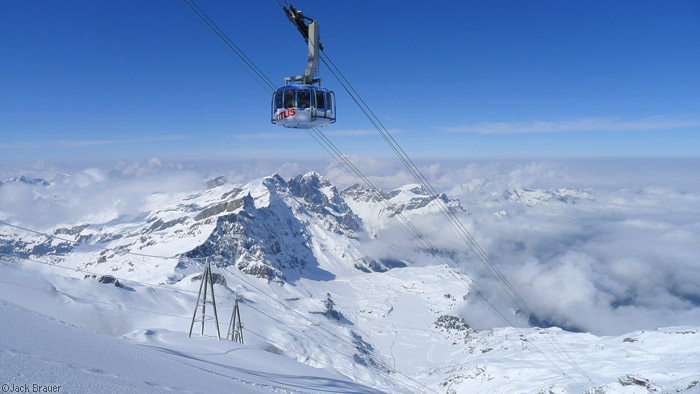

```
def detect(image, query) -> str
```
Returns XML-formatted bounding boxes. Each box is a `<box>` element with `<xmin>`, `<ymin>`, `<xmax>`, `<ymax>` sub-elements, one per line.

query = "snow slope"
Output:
<box><xmin>3</xmin><ymin>255</ymin><xmax>700</xmax><ymax>394</ymax></box>
<box><xmin>0</xmin><ymin>266</ymin><xmax>381</xmax><ymax>394</ymax></box>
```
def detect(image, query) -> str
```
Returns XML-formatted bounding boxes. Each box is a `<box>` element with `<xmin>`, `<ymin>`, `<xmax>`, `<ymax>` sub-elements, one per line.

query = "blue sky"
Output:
<box><xmin>1</xmin><ymin>0</ymin><xmax>698</xmax><ymax>163</ymax></box>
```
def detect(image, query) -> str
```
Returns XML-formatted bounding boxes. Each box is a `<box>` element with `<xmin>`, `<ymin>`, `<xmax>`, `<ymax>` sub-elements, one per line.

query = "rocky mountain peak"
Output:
<box><xmin>399</xmin><ymin>183</ymin><xmax>427</xmax><ymax>195</ymax></box>
<box><xmin>342</xmin><ymin>182</ymin><xmax>465</xmax><ymax>223</ymax></box>
<box><xmin>1</xmin><ymin>175</ymin><xmax>50</xmax><ymax>187</ymax></box>
<box><xmin>287</xmin><ymin>173</ymin><xmax>333</xmax><ymax>205</ymax></box>
<box><xmin>503</xmin><ymin>187</ymin><xmax>592</xmax><ymax>206</ymax></box>
<box><xmin>262</xmin><ymin>174</ymin><xmax>288</xmax><ymax>193</ymax></box>
<box><xmin>241</xmin><ymin>192</ymin><xmax>256</xmax><ymax>210</ymax></box>
<box><xmin>301</xmin><ymin>171</ymin><xmax>324</xmax><ymax>182</ymax></box>
<box><xmin>287</xmin><ymin>173</ymin><xmax>360</xmax><ymax>235</ymax></box>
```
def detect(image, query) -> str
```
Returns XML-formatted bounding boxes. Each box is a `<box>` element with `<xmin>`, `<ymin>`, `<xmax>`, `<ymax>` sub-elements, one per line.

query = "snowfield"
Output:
<box><xmin>0</xmin><ymin>301</ymin><xmax>379</xmax><ymax>394</ymax></box>
<box><xmin>1</xmin><ymin>161</ymin><xmax>700</xmax><ymax>393</ymax></box>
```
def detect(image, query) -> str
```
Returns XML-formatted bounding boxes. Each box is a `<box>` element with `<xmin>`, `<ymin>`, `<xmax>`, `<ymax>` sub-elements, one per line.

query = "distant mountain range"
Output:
<box><xmin>0</xmin><ymin>175</ymin><xmax>50</xmax><ymax>187</ymax></box>
<box><xmin>0</xmin><ymin>172</ymin><xmax>466</xmax><ymax>283</ymax></box>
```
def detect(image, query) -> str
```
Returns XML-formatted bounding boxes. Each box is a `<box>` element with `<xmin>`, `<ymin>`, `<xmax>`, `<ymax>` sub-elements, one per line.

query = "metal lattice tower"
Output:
<box><xmin>227</xmin><ymin>298</ymin><xmax>244</xmax><ymax>344</ymax></box>
<box><xmin>189</xmin><ymin>258</ymin><xmax>221</xmax><ymax>340</ymax></box>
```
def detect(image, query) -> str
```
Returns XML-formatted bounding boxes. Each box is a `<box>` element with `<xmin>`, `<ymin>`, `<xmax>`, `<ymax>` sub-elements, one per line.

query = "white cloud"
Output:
<box><xmin>442</xmin><ymin>116</ymin><xmax>700</xmax><ymax>134</ymax></box>
<box><xmin>439</xmin><ymin>159</ymin><xmax>700</xmax><ymax>335</ymax></box>
<box><xmin>0</xmin><ymin>160</ymin><xmax>203</xmax><ymax>230</ymax></box>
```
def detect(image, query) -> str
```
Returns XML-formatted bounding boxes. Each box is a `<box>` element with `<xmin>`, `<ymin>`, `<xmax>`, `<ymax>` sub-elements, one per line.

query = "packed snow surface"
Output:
<box><xmin>0</xmin><ymin>299</ymin><xmax>377</xmax><ymax>394</ymax></box>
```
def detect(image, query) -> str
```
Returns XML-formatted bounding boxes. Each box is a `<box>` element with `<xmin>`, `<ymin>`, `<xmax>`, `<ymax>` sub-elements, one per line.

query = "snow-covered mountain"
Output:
<box><xmin>1</xmin><ymin>171</ymin><xmax>699</xmax><ymax>393</ymax></box>
<box><xmin>502</xmin><ymin>187</ymin><xmax>592</xmax><ymax>206</ymax></box>
<box><xmin>0</xmin><ymin>172</ymin><xmax>457</xmax><ymax>281</ymax></box>
<box><xmin>0</xmin><ymin>175</ymin><xmax>50</xmax><ymax>187</ymax></box>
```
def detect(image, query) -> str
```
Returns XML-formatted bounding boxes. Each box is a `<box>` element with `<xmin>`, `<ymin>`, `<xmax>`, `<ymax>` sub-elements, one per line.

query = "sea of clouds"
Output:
<box><xmin>1</xmin><ymin>157</ymin><xmax>698</xmax><ymax>335</ymax></box>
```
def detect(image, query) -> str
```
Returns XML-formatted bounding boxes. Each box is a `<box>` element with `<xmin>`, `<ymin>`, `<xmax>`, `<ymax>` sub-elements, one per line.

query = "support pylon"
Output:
<box><xmin>189</xmin><ymin>258</ymin><xmax>221</xmax><ymax>340</ymax></box>
<box><xmin>227</xmin><ymin>297</ymin><xmax>244</xmax><ymax>344</ymax></box>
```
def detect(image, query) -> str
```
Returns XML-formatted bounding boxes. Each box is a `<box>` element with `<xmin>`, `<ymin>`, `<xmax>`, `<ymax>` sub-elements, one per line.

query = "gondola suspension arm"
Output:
<box><xmin>281</xmin><ymin>4</ymin><xmax>322</xmax><ymax>86</ymax></box>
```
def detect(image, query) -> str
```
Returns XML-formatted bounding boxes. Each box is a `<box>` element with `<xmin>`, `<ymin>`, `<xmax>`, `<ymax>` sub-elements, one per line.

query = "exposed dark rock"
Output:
<box><xmin>30</xmin><ymin>242</ymin><xmax>73</xmax><ymax>256</ymax></box>
<box><xmin>190</xmin><ymin>272</ymin><xmax>227</xmax><ymax>286</ymax></box>
<box><xmin>240</xmin><ymin>264</ymin><xmax>279</xmax><ymax>281</ymax></box>
<box><xmin>435</xmin><ymin>315</ymin><xmax>470</xmax><ymax>332</ymax></box>
<box><xmin>311</xmin><ymin>293</ymin><xmax>346</xmax><ymax>322</ymax></box>
<box><xmin>263</xmin><ymin>174</ymin><xmax>288</xmax><ymax>192</ymax></box>
<box><xmin>287</xmin><ymin>173</ymin><xmax>361</xmax><ymax>235</ymax></box>
<box><xmin>221</xmin><ymin>187</ymin><xmax>243</xmax><ymax>200</ymax></box>
<box><xmin>351</xmin><ymin>331</ymin><xmax>390</xmax><ymax>373</ymax></box>
<box><xmin>618</xmin><ymin>375</ymin><xmax>656</xmax><ymax>391</ymax></box>
<box><xmin>354</xmin><ymin>258</ymin><xmax>407</xmax><ymax>273</ymax></box>
<box><xmin>54</xmin><ymin>225</ymin><xmax>89</xmax><ymax>236</ymax></box>
<box><xmin>206</xmin><ymin>175</ymin><xmax>227</xmax><ymax>189</ymax></box>
<box><xmin>145</xmin><ymin>217</ymin><xmax>188</xmax><ymax>233</ymax></box>
<box><xmin>97</xmin><ymin>275</ymin><xmax>118</xmax><ymax>285</ymax></box>
<box><xmin>0</xmin><ymin>238</ymin><xmax>31</xmax><ymax>259</ymax></box>
<box><xmin>84</xmin><ymin>274</ymin><xmax>130</xmax><ymax>289</ymax></box>
<box><xmin>194</xmin><ymin>199</ymin><xmax>245</xmax><ymax>221</ymax></box>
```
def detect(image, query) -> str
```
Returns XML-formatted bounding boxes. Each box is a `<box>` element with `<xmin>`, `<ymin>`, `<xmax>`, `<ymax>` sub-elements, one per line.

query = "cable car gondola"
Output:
<box><xmin>271</xmin><ymin>85</ymin><xmax>335</xmax><ymax>129</ymax></box>
<box><xmin>271</xmin><ymin>5</ymin><xmax>335</xmax><ymax>129</ymax></box>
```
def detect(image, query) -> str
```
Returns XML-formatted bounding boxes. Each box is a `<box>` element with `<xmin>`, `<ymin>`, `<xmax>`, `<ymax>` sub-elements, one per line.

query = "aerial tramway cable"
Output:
<box><xmin>2</xmin><ymin>0</ymin><xmax>594</xmax><ymax>389</ymax></box>
<box><xmin>0</xmin><ymin>269</ymin><xmax>395</xmax><ymax>393</ymax></box>
<box><xmin>283</xmin><ymin>2</ymin><xmax>591</xmax><ymax>379</ymax></box>
<box><xmin>183</xmin><ymin>0</ymin><xmax>276</xmax><ymax>91</ymax></box>
<box><xmin>316</xmin><ymin>44</ymin><xmax>595</xmax><ymax>384</ymax></box>
<box><xmin>184</xmin><ymin>0</ymin><xmax>593</xmax><ymax>386</ymax></box>
<box><xmin>303</xmin><ymin>128</ymin><xmax>592</xmax><ymax>387</ymax></box>
<box><xmin>267</xmin><ymin>0</ymin><xmax>592</xmax><ymax>381</ymax></box>
<box><xmin>0</xmin><ymin>245</ymin><xmax>435</xmax><ymax>393</ymax></box>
